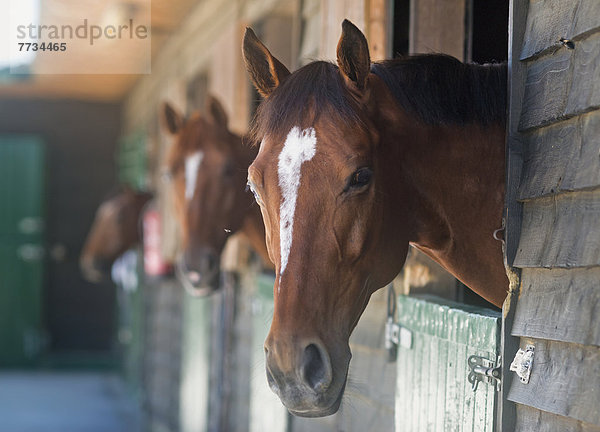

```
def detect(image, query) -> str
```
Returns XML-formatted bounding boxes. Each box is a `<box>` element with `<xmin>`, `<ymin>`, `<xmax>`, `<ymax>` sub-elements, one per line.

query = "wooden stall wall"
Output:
<box><xmin>505</xmin><ymin>1</ymin><xmax>600</xmax><ymax>431</ymax></box>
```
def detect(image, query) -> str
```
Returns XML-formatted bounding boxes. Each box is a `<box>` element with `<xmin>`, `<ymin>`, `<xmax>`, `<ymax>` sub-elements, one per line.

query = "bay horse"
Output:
<box><xmin>80</xmin><ymin>188</ymin><xmax>152</xmax><ymax>282</ymax></box>
<box><xmin>243</xmin><ymin>20</ymin><xmax>508</xmax><ymax>417</ymax></box>
<box><xmin>162</xmin><ymin>96</ymin><xmax>271</xmax><ymax>295</ymax></box>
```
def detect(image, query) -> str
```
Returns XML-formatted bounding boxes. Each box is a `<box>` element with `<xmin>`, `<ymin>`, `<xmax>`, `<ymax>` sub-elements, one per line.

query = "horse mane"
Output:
<box><xmin>251</xmin><ymin>54</ymin><xmax>506</xmax><ymax>141</ymax></box>
<box><xmin>371</xmin><ymin>54</ymin><xmax>507</xmax><ymax>126</ymax></box>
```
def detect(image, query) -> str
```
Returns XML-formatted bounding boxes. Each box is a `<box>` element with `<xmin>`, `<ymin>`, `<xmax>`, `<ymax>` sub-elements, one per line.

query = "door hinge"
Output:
<box><xmin>468</xmin><ymin>355</ymin><xmax>502</xmax><ymax>392</ymax></box>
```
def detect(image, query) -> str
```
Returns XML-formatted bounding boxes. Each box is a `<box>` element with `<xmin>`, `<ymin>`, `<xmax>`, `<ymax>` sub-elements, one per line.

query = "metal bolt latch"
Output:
<box><xmin>468</xmin><ymin>355</ymin><xmax>502</xmax><ymax>392</ymax></box>
<box><xmin>385</xmin><ymin>317</ymin><xmax>400</xmax><ymax>361</ymax></box>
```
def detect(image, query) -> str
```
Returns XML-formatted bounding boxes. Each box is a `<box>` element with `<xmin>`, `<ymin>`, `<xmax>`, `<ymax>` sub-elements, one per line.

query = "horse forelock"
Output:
<box><xmin>251</xmin><ymin>61</ymin><xmax>364</xmax><ymax>143</ymax></box>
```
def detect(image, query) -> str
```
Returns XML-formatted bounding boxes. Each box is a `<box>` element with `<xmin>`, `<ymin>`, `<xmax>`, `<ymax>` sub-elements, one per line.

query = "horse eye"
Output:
<box><xmin>348</xmin><ymin>167</ymin><xmax>373</xmax><ymax>189</ymax></box>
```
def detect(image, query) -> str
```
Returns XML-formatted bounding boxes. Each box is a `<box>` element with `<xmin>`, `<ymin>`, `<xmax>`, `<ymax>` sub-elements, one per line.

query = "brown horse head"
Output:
<box><xmin>162</xmin><ymin>95</ymin><xmax>265</xmax><ymax>294</ymax></box>
<box><xmin>243</xmin><ymin>20</ymin><xmax>507</xmax><ymax>416</ymax></box>
<box><xmin>80</xmin><ymin>188</ymin><xmax>152</xmax><ymax>282</ymax></box>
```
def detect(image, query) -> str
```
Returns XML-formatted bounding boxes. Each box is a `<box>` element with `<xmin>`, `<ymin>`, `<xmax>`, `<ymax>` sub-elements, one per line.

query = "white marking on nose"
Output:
<box><xmin>185</xmin><ymin>151</ymin><xmax>204</xmax><ymax>201</ymax></box>
<box><xmin>277</xmin><ymin>126</ymin><xmax>317</xmax><ymax>291</ymax></box>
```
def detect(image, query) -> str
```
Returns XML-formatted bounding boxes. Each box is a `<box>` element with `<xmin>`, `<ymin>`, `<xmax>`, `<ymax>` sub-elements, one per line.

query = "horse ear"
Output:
<box><xmin>242</xmin><ymin>27</ymin><xmax>291</xmax><ymax>97</ymax></box>
<box><xmin>205</xmin><ymin>95</ymin><xmax>228</xmax><ymax>129</ymax></box>
<box><xmin>336</xmin><ymin>20</ymin><xmax>371</xmax><ymax>92</ymax></box>
<box><xmin>161</xmin><ymin>102</ymin><xmax>184</xmax><ymax>135</ymax></box>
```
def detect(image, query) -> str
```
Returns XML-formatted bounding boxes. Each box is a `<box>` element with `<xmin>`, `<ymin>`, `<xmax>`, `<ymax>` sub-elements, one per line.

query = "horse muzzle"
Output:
<box><xmin>264</xmin><ymin>337</ymin><xmax>350</xmax><ymax>417</ymax></box>
<box><xmin>80</xmin><ymin>256</ymin><xmax>111</xmax><ymax>282</ymax></box>
<box><xmin>176</xmin><ymin>248</ymin><xmax>220</xmax><ymax>296</ymax></box>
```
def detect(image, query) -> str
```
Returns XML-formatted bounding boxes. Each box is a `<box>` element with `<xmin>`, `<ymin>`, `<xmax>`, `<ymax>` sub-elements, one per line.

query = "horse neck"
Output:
<box><xmin>386</xmin><ymin>119</ymin><xmax>508</xmax><ymax>306</ymax></box>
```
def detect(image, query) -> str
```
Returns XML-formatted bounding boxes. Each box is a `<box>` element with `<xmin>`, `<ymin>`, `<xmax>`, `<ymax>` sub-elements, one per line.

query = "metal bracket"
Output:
<box><xmin>468</xmin><ymin>355</ymin><xmax>502</xmax><ymax>392</ymax></box>
<box><xmin>384</xmin><ymin>284</ymin><xmax>413</xmax><ymax>362</ymax></box>
<box><xmin>510</xmin><ymin>344</ymin><xmax>535</xmax><ymax>384</ymax></box>
<box><xmin>385</xmin><ymin>317</ymin><xmax>399</xmax><ymax>361</ymax></box>
<box><xmin>385</xmin><ymin>317</ymin><xmax>413</xmax><ymax>358</ymax></box>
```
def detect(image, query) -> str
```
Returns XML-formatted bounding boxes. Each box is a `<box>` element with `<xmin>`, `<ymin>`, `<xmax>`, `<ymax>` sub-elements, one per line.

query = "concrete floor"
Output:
<box><xmin>0</xmin><ymin>371</ymin><xmax>141</xmax><ymax>432</ymax></box>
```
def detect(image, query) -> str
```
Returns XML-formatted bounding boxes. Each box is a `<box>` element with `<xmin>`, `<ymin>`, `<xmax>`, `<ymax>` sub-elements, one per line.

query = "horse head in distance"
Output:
<box><xmin>80</xmin><ymin>187</ymin><xmax>152</xmax><ymax>282</ymax></box>
<box><xmin>243</xmin><ymin>20</ymin><xmax>508</xmax><ymax>416</ymax></box>
<box><xmin>162</xmin><ymin>95</ymin><xmax>271</xmax><ymax>296</ymax></box>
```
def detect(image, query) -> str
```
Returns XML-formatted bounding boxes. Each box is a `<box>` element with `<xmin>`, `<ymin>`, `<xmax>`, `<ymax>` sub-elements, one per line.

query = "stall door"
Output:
<box><xmin>0</xmin><ymin>135</ymin><xmax>46</xmax><ymax>365</ymax></box>
<box><xmin>395</xmin><ymin>295</ymin><xmax>501</xmax><ymax>431</ymax></box>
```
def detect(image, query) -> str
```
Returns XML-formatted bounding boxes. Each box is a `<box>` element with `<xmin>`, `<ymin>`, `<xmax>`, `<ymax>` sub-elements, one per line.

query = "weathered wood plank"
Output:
<box><xmin>512</xmin><ymin>268</ymin><xmax>600</xmax><ymax>346</ymax></box>
<box><xmin>502</xmin><ymin>1</ymin><xmax>528</xmax><ymax>425</ymax></box>
<box><xmin>518</xmin><ymin>48</ymin><xmax>572</xmax><ymax>131</ymax></box>
<box><xmin>520</xmin><ymin>0</ymin><xmax>600</xmax><ymax>61</ymax></box>
<box><xmin>504</xmin><ymin>0</ymin><xmax>527</xmax><ymax>270</ymax></box>
<box><xmin>409</xmin><ymin>0</ymin><xmax>466</xmax><ymax>60</ymax></box>
<box><xmin>519</xmin><ymin>33</ymin><xmax>600</xmax><ymax>131</ymax></box>
<box><xmin>514</xmin><ymin>190</ymin><xmax>600</xmax><ymax>268</ymax></box>
<box><xmin>520</xmin><ymin>0</ymin><xmax>579</xmax><ymax>60</ymax></box>
<box><xmin>573</xmin><ymin>0</ymin><xmax>600</xmax><ymax>40</ymax></box>
<box><xmin>507</xmin><ymin>338</ymin><xmax>600</xmax><ymax>426</ymax></box>
<box><xmin>565</xmin><ymin>32</ymin><xmax>600</xmax><ymax>116</ymax></box>
<box><xmin>516</xmin><ymin>405</ymin><xmax>600</xmax><ymax>432</ymax></box>
<box><xmin>518</xmin><ymin>110</ymin><xmax>600</xmax><ymax>200</ymax></box>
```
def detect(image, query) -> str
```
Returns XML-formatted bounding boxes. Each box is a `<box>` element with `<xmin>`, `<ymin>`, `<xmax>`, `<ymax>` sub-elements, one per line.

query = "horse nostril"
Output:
<box><xmin>187</xmin><ymin>270</ymin><xmax>201</xmax><ymax>284</ymax></box>
<box><xmin>301</xmin><ymin>343</ymin><xmax>332</xmax><ymax>393</ymax></box>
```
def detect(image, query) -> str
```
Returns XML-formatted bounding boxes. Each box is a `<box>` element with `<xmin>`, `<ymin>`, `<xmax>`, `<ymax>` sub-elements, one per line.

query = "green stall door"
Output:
<box><xmin>179</xmin><ymin>294</ymin><xmax>213</xmax><ymax>432</ymax></box>
<box><xmin>0</xmin><ymin>136</ymin><xmax>46</xmax><ymax>366</ymax></box>
<box><xmin>395</xmin><ymin>295</ymin><xmax>501</xmax><ymax>432</ymax></box>
<box><xmin>250</xmin><ymin>273</ymin><xmax>288</xmax><ymax>432</ymax></box>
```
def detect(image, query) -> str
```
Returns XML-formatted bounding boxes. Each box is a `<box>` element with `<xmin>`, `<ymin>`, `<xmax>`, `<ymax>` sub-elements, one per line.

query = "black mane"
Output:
<box><xmin>252</xmin><ymin>54</ymin><xmax>507</xmax><ymax>140</ymax></box>
<box><xmin>371</xmin><ymin>54</ymin><xmax>507</xmax><ymax>126</ymax></box>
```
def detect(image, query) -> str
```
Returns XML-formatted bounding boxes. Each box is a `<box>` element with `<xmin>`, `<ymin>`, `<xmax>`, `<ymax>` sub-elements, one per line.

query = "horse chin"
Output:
<box><xmin>80</xmin><ymin>258</ymin><xmax>111</xmax><ymax>283</ymax></box>
<box><xmin>81</xmin><ymin>268</ymin><xmax>104</xmax><ymax>283</ymax></box>
<box><xmin>175</xmin><ymin>259</ymin><xmax>220</xmax><ymax>297</ymax></box>
<box><xmin>285</xmin><ymin>376</ymin><xmax>347</xmax><ymax>418</ymax></box>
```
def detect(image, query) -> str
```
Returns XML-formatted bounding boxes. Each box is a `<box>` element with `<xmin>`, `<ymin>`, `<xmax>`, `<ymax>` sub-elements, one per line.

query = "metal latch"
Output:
<box><xmin>385</xmin><ymin>284</ymin><xmax>412</xmax><ymax>362</ymax></box>
<box><xmin>385</xmin><ymin>317</ymin><xmax>413</xmax><ymax>361</ymax></box>
<box><xmin>468</xmin><ymin>355</ymin><xmax>501</xmax><ymax>392</ymax></box>
<box><xmin>510</xmin><ymin>344</ymin><xmax>534</xmax><ymax>384</ymax></box>
<box><xmin>385</xmin><ymin>317</ymin><xmax>400</xmax><ymax>361</ymax></box>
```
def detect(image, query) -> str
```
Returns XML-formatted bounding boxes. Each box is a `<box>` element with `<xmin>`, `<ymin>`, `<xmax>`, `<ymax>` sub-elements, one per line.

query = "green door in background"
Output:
<box><xmin>0</xmin><ymin>135</ymin><xmax>46</xmax><ymax>366</ymax></box>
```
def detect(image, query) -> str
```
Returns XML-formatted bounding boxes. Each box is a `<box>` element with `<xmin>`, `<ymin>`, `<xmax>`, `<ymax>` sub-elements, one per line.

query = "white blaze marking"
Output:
<box><xmin>185</xmin><ymin>151</ymin><xmax>203</xmax><ymax>201</ymax></box>
<box><xmin>277</xmin><ymin>126</ymin><xmax>317</xmax><ymax>289</ymax></box>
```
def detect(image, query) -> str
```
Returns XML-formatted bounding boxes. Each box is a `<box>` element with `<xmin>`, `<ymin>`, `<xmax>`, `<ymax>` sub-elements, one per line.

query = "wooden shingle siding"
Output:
<box><xmin>506</xmin><ymin>0</ymin><xmax>600</xmax><ymax>430</ymax></box>
<box><xmin>508</xmin><ymin>339</ymin><xmax>600</xmax><ymax>426</ymax></box>
<box><xmin>512</xmin><ymin>268</ymin><xmax>600</xmax><ymax>346</ymax></box>
<box><xmin>514</xmin><ymin>191</ymin><xmax>600</xmax><ymax>267</ymax></box>
<box><xmin>519</xmin><ymin>0</ymin><xmax>599</xmax><ymax>61</ymax></box>
<box><xmin>519</xmin><ymin>32</ymin><xmax>600</xmax><ymax>131</ymax></box>
<box><xmin>516</xmin><ymin>405</ymin><xmax>600</xmax><ymax>432</ymax></box>
<box><xmin>517</xmin><ymin>111</ymin><xmax>600</xmax><ymax>200</ymax></box>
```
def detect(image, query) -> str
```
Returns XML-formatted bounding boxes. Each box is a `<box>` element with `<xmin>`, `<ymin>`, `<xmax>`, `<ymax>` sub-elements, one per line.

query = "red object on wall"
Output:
<box><xmin>142</xmin><ymin>206</ymin><xmax>172</xmax><ymax>276</ymax></box>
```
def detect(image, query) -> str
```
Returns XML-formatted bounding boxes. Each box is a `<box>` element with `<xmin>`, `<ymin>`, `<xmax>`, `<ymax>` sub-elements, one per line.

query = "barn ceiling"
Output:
<box><xmin>0</xmin><ymin>0</ymin><xmax>199</xmax><ymax>102</ymax></box>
